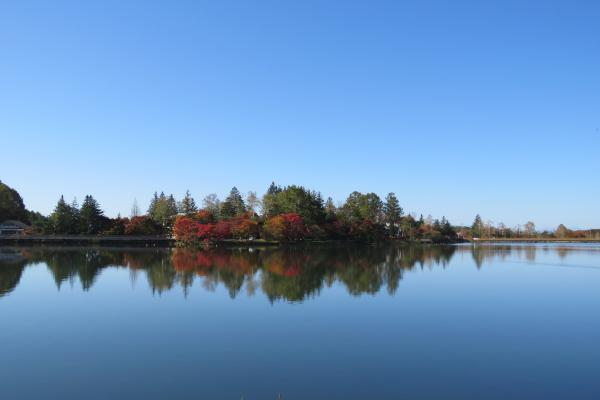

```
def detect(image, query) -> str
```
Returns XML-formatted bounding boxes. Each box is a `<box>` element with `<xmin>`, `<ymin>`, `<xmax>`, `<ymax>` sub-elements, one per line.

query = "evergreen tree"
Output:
<box><xmin>325</xmin><ymin>197</ymin><xmax>337</xmax><ymax>222</ymax></box>
<box><xmin>383</xmin><ymin>192</ymin><xmax>403</xmax><ymax>236</ymax></box>
<box><xmin>70</xmin><ymin>198</ymin><xmax>81</xmax><ymax>233</ymax></box>
<box><xmin>471</xmin><ymin>214</ymin><xmax>483</xmax><ymax>238</ymax></box>
<box><xmin>262</xmin><ymin>182</ymin><xmax>282</xmax><ymax>218</ymax></box>
<box><xmin>80</xmin><ymin>195</ymin><xmax>104</xmax><ymax>234</ymax></box>
<box><xmin>440</xmin><ymin>216</ymin><xmax>454</xmax><ymax>236</ymax></box>
<box><xmin>179</xmin><ymin>190</ymin><xmax>197</xmax><ymax>215</ymax></box>
<box><xmin>147</xmin><ymin>192</ymin><xmax>159</xmax><ymax>216</ymax></box>
<box><xmin>51</xmin><ymin>195</ymin><xmax>79</xmax><ymax>234</ymax></box>
<box><xmin>220</xmin><ymin>187</ymin><xmax>246</xmax><ymax>218</ymax></box>
<box><xmin>148</xmin><ymin>192</ymin><xmax>178</xmax><ymax>232</ymax></box>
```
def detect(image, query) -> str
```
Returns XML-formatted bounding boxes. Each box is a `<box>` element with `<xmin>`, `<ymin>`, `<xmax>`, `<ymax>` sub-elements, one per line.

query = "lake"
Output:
<box><xmin>1</xmin><ymin>243</ymin><xmax>599</xmax><ymax>399</ymax></box>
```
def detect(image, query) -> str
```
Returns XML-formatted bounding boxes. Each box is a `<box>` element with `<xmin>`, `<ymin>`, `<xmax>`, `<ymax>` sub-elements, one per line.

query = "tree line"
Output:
<box><xmin>0</xmin><ymin>180</ymin><xmax>460</xmax><ymax>243</ymax></box>
<box><xmin>464</xmin><ymin>214</ymin><xmax>600</xmax><ymax>240</ymax></box>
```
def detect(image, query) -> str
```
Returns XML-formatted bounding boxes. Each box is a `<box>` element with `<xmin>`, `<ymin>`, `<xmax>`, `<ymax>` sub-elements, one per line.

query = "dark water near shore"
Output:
<box><xmin>1</xmin><ymin>243</ymin><xmax>599</xmax><ymax>399</ymax></box>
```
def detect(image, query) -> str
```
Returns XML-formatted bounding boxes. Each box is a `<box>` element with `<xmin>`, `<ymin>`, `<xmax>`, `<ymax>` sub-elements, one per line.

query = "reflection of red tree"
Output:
<box><xmin>263</xmin><ymin>253</ymin><xmax>304</xmax><ymax>276</ymax></box>
<box><xmin>171</xmin><ymin>249</ymin><xmax>213</xmax><ymax>274</ymax></box>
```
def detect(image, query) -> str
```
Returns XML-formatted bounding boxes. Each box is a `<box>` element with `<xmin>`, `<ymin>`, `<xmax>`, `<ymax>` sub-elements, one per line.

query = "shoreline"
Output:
<box><xmin>469</xmin><ymin>238</ymin><xmax>600</xmax><ymax>243</ymax></box>
<box><xmin>0</xmin><ymin>235</ymin><xmax>467</xmax><ymax>247</ymax></box>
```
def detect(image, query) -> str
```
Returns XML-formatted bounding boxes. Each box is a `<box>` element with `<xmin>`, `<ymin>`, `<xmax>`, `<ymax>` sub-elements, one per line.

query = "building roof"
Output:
<box><xmin>0</xmin><ymin>220</ymin><xmax>29</xmax><ymax>229</ymax></box>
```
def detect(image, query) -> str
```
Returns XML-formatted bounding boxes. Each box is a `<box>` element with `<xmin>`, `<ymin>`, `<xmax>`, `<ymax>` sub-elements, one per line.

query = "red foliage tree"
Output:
<box><xmin>213</xmin><ymin>220</ymin><xmax>232</xmax><ymax>240</ymax></box>
<box><xmin>173</xmin><ymin>215</ymin><xmax>214</xmax><ymax>245</ymax></box>
<box><xmin>231</xmin><ymin>216</ymin><xmax>259</xmax><ymax>239</ymax></box>
<box><xmin>263</xmin><ymin>213</ymin><xmax>306</xmax><ymax>241</ymax></box>
<box><xmin>125</xmin><ymin>216</ymin><xmax>161</xmax><ymax>235</ymax></box>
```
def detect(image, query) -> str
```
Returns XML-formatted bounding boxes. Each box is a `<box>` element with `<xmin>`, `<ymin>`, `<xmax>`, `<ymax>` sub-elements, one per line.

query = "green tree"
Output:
<box><xmin>324</xmin><ymin>197</ymin><xmax>337</xmax><ymax>222</ymax></box>
<box><xmin>262</xmin><ymin>182</ymin><xmax>282</xmax><ymax>218</ymax></box>
<box><xmin>179</xmin><ymin>190</ymin><xmax>197</xmax><ymax>215</ymax></box>
<box><xmin>471</xmin><ymin>214</ymin><xmax>483</xmax><ymax>238</ymax></box>
<box><xmin>341</xmin><ymin>192</ymin><xmax>383</xmax><ymax>223</ymax></box>
<box><xmin>383</xmin><ymin>192</ymin><xmax>403</xmax><ymax>236</ymax></box>
<box><xmin>80</xmin><ymin>195</ymin><xmax>105</xmax><ymax>234</ymax></box>
<box><xmin>147</xmin><ymin>192</ymin><xmax>159</xmax><ymax>216</ymax></box>
<box><xmin>264</xmin><ymin>185</ymin><xmax>325</xmax><ymax>225</ymax></box>
<box><xmin>148</xmin><ymin>192</ymin><xmax>178</xmax><ymax>232</ymax></box>
<box><xmin>220</xmin><ymin>187</ymin><xmax>246</xmax><ymax>218</ymax></box>
<box><xmin>51</xmin><ymin>195</ymin><xmax>79</xmax><ymax>234</ymax></box>
<box><xmin>0</xmin><ymin>180</ymin><xmax>27</xmax><ymax>222</ymax></box>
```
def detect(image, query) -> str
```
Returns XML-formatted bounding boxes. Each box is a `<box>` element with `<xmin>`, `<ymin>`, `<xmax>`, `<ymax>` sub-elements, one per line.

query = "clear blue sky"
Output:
<box><xmin>1</xmin><ymin>1</ymin><xmax>599</xmax><ymax>229</ymax></box>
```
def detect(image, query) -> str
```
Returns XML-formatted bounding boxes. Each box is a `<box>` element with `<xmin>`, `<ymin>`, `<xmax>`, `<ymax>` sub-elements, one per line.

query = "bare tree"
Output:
<box><xmin>246</xmin><ymin>191</ymin><xmax>261</xmax><ymax>215</ymax></box>
<box><xmin>131</xmin><ymin>198</ymin><xmax>140</xmax><ymax>218</ymax></box>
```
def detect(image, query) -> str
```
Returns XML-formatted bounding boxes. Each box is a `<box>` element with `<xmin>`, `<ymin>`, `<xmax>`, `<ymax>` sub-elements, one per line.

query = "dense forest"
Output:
<box><xmin>2</xmin><ymin>179</ymin><xmax>597</xmax><ymax>243</ymax></box>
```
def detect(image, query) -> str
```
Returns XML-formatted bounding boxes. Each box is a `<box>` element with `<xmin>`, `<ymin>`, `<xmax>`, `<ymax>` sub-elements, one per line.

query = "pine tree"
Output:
<box><xmin>220</xmin><ymin>187</ymin><xmax>246</xmax><ymax>218</ymax></box>
<box><xmin>383</xmin><ymin>192</ymin><xmax>403</xmax><ymax>236</ymax></box>
<box><xmin>80</xmin><ymin>195</ymin><xmax>104</xmax><ymax>234</ymax></box>
<box><xmin>262</xmin><ymin>182</ymin><xmax>281</xmax><ymax>217</ymax></box>
<box><xmin>148</xmin><ymin>192</ymin><xmax>178</xmax><ymax>232</ymax></box>
<box><xmin>325</xmin><ymin>197</ymin><xmax>337</xmax><ymax>222</ymax></box>
<box><xmin>472</xmin><ymin>214</ymin><xmax>483</xmax><ymax>238</ymax></box>
<box><xmin>179</xmin><ymin>190</ymin><xmax>197</xmax><ymax>215</ymax></box>
<box><xmin>147</xmin><ymin>192</ymin><xmax>159</xmax><ymax>217</ymax></box>
<box><xmin>51</xmin><ymin>195</ymin><xmax>79</xmax><ymax>234</ymax></box>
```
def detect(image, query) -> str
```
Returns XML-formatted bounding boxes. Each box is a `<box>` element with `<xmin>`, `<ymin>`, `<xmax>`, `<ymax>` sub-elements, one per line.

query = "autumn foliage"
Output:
<box><xmin>263</xmin><ymin>213</ymin><xmax>307</xmax><ymax>241</ymax></box>
<box><xmin>173</xmin><ymin>212</ymin><xmax>259</xmax><ymax>245</ymax></box>
<box><xmin>124</xmin><ymin>216</ymin><xmax>161</xmax><ymax>235</ymax></box>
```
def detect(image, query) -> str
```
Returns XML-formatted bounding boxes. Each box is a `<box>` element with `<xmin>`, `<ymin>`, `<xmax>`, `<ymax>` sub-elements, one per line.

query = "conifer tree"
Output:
<box><xmin>472</xmin><ymin>214</ymin><xmax>483</xmax><ymax>238</ymax></box>
<box><xmin>325</xmin><ymin>197</ymin><xmax>337</xmax><ymax>222</ymax></box>
<box><xmin>179</xmin><ymin>190</ymin><xmax>197</xmax><ymax>215</ymax></box>
<box><xmin>220</xmin><ymin>187</ymin><xmax>246</xmax><ymax>218</ymax></box>
<box><xmin>80</xmin><ymin>195</ymin><xmax>104</xmax><ymax>234</ymax></box>
<box><xmin>51</xmin><ymin>195</ymin><xmax>79</xmax><ymax>234</ymax></box>
<box><xmin>383</xmin><ymin>192</ymin><xmax>403</xmax><ymax>236</ymax></box>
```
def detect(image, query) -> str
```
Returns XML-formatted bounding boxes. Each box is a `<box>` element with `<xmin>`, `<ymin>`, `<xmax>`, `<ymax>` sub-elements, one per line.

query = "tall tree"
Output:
<box><xmin>220</xmin><ymin>187</ymin><xmax>246</xmax><ymax>218</ymax></box>
<box><xmin>51</xmin><ymin>195</ymin><xmax>79</xmax><ymax>234</ymax></box>
<box><xmin>202</xmin><ymin>194</ymin><xmax>221</xmax><ymax>218</ymax></box>
<box><xmin>471</xmin><ymin>214</ymin><xmax>483</xmax><ymax>238</ymax></box>
<box><xmin>383</xmin><ymin>192</ymin><xmax>403</xmax><ymax>236</ymax></box>
<box><xmin>148</xmin><ymin>192</ymin><xmax>178</xmax><ymax>232</ymax></box>
<box><xmin>131</xmin><ymin>198</ymin><xmax>140</xmax><ymax>218</ymax></box>
<box><xmin>524</xmin><ymin>221</ymin><xmax>536</xmax><ymax>237</ymax></box>
<box><xmin>147</xmin><ymin>192</ymin><xmax>159</xmax><ymax>216</ymax></box>
<box><xmin>246</xmin><ymin>191</ymin><xmax>261</xmax><ymax>215</ymax></box>
<box><xmin>262</xmin><ymin>182</ymin><xmax>282</xmax><ymax>218</ymax></box>
<box><xmin>324</xmin><ymin>197</ymin><xmax>337</xmax><ymax>222</ymax></box>
<box><xmin>80</xmin><ymin>195</ymin><xmax>104</xmax><ymax>234</ymax></box>
<box><xmin>179</xmin><ymin>190</ymin><xmax>197</xmax><ymax>215</ymax></box>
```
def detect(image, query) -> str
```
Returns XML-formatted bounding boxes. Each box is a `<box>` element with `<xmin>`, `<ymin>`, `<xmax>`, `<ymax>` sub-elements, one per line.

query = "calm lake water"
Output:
<box><xmin>1</xmin><ymin>243</ymin><xmax>599</xmax><ymax>399</ymax></box>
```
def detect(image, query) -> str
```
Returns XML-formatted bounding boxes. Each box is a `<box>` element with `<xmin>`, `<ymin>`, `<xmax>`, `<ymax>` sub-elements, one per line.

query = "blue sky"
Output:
<box><xmin>1</xmin><ymin>1</ymin><xmax>599</xmax><ymax>229</ymax></box>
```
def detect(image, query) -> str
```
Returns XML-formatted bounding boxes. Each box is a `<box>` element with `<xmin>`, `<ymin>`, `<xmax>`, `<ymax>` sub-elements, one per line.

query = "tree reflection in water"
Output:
<box><xmin>0</xmin><ymin>244</ymin><xmax>596</xmax><ymax>301</ymax></box>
